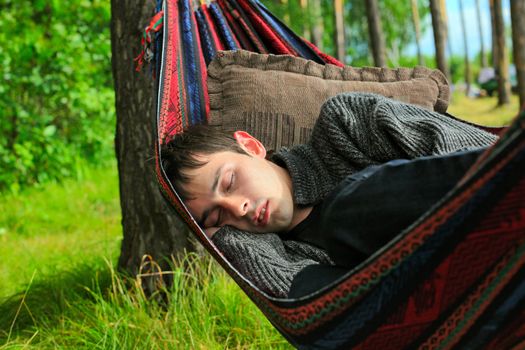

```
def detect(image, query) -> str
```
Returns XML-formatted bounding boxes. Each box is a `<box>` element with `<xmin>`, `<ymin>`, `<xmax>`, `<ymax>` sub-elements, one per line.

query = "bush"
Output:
<box><xmin>0</xmin><ymin>0</ymin><xmax>114</xmax><ymax>192</ymax></box>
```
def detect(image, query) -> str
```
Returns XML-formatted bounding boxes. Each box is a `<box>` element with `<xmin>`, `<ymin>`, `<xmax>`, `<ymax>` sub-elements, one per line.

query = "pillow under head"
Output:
<box><xmin>207</xmin><ymin>50</ymin><xmax>449</xmax><ymax>149</ymax></box>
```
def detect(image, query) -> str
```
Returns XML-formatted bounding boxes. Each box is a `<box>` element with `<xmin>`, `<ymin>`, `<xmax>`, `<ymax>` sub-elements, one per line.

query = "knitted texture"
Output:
<box><xmin>212</xmin><ymin>226</ymin><xmax>333</xmax><ymax>297</ymax></box>
<box><xmin>273</xmin><ymin>93</ymin><xmax>499</xmax><ymax>205</ymax></box>
<box><xmin>212</xmin><ymin>93</ymin><xmax>498</xmax><ymax>297</ymax></box>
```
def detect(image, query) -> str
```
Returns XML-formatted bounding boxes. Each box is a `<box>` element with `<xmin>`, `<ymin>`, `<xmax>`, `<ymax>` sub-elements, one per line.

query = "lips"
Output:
<box><xmin>253</xmin><ymin>200</ymin><xmax>270</xmax><ymax>226</ymax></box>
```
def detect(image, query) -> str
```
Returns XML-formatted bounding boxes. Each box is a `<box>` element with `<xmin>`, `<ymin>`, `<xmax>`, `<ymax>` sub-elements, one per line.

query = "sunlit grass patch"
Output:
<box><xmin>0</xmin><ymin>163</ymin><xmax>120</xmax><ymax>238</ymax></box>
<box><xmin>0</xmin><ymin>164</ymin><xmax>121</xmax><ymax>299</ymax></box>
<box><xmin>0</xmin><ymin>256</ymin><xmax>291</xmax><ymax>349</ymax></box>
<box><xmin>0</xmin><ymin>164</ymin><xmax>289</xmax><ymax>349</ymax></box>
<box><xmin>448</xmin><ymin>92</ymin><xmax>520</xmax><ymax>126</ymax></box>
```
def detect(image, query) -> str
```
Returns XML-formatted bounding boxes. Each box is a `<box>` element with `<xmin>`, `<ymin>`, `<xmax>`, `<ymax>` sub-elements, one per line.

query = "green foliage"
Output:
<box><xmin>397</xmin><ymin>54</ymin><xmax>436</xmax><ymax>69</ymax></box>
<box><xmin>0</xmin><ymin>0</ymin><xmax>114</xmax><ymax>192</ymax></box>
<box><xmin>261</xmin><ymin>0</ymin><xmax>430</xmax><ymax>67</ymax></box>
<box><xmin>342</xmin><ymin>0</ymin><xmax>431</xmax><ymax>66</ymax></box>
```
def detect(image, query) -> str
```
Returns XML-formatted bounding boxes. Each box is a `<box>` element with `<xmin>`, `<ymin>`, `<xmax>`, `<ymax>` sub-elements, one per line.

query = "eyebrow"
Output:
<box><xmin>198</xmin><ymin>164</ymin><xmax>224</xmax><ymax>227</ymax></box>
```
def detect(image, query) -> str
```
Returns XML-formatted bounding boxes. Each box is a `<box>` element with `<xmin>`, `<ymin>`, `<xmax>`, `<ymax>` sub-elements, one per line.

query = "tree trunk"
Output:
<box><xmin>333</xmin><ymin>0</ymin><xmax>345</xmax><ymax>64</ymax></box>
<box><xmin>411</xmin><ymin>0</ymin><xmax>424</xmax><ymax>66</ymax></box>
<box><xmin>111</xmin><ymin>0</ymin><xmax>195</xmax><ymax>276</ymax></box>
<box><xmin>491</xmin><ymin>0</ymin><xmax>510</xmax><ymax>105</ymax></box>
<box><xmin>489</xmin><ymin>0</ymin><xmax>498</xmax><ymax>68</ymax></box>
<box><xmin>511</xmin><ymin>0</ymin><xmax>525</xmax><ymax>108</ymax></box>
<box><xmin>299</xmin><ymin>0</ymin><xmax>311</xmax><ymax>41</ymax></box>
<box><xmin>475</xmin><ymin>0</ymin><xmax>487</xmax><ymax>67</ymax></box>
<box><xmin>440</xmin><ymin>0</ymin><xmax>452</xmax><ymax>59</ymax></box>
<box><xmin>429</xmin><ymin>0</ymin><xmax>450</xmax><ymax>80</ymax></box>
<box><xmin>459</xmin><ymin>0</ymin><xmax>471</xmax><ymax>96</ymax></box>
<box><xmin>364</xmin><ymin>0</ymin><xmax>386</xmax><ymax>67</ymax></box>
<box><xmin>310</xmin><ymin>0</ymin><xmax>323</xmax><ymax>51</ymax></box>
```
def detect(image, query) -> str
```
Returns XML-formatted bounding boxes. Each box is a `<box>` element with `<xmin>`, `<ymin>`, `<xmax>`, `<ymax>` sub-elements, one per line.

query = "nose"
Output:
<box><xmin>221</xmin><ymin>196</ymin><xmax>249</xmax><ymax>218</ymax></box>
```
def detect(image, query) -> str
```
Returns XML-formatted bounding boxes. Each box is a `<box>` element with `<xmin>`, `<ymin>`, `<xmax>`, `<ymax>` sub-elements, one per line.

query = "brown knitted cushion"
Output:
<box><xmin>207</xmin><ymin>50</ymin><xmax>450</xmax><ymax>150</ymax></box>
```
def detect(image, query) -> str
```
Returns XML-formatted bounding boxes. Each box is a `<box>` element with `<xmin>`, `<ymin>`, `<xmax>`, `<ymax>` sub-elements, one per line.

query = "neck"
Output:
<box><xmin>288</xmin><ymin>205</ymin><xmax>313</xmax><ymax>231</ymax></box>
<box><xmin>269</xmin><ymin>161</ymin><xmax>314</xmax><ymax>231</ymax></box>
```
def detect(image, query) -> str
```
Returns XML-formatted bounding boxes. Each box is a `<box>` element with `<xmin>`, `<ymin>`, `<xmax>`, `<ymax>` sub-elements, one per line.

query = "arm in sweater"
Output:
<box><xmin>211</xmin><ymin>226</ymin><xmax>333</xmax><ymax>298</ymax></box>
<box><xmin>310</xmin><ymin>93</ymin><xmax>499</xmax><ymax>183</ymax></box>
<box><xmin>271</xmin><ymin>93</ymin><xmax>499</xmax><ymax>205</ymax></box>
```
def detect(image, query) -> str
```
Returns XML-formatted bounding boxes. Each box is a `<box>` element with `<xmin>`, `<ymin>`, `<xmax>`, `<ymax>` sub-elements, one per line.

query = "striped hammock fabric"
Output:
<box><xmin>149</xmin><ymin>0</ymin><xmax>525</xmax><ymax>348</ymax></box>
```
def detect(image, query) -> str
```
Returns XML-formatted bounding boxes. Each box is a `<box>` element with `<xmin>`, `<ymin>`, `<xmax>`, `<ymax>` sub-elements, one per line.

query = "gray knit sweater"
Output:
<box><xmin>211</xmin><ymin>93</ymin><xmax>498</xmax><ymax>298</ymax></box>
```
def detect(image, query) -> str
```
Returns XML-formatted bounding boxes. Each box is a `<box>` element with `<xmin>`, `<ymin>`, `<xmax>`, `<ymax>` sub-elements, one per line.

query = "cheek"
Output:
<box><xmin>185</xmin><ymin>200</ymin><xmax>204</xmax><ymax>219</ymax></box>
<box><xmin>204</xmin><ymin>227</ymin><xmax>220</xmax><ymax>238</ymax></box>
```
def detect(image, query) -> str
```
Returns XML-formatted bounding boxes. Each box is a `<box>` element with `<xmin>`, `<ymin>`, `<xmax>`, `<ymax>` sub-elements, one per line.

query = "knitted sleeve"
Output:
<box><xmin>311</xmin><ymin>93</ymin><xmax>498</xmax><ymax>183</ymax></box>
<box><xmin>211</xmin><ymin>226</ymin><xmax>332</xmax><ymax>298</ymax></box>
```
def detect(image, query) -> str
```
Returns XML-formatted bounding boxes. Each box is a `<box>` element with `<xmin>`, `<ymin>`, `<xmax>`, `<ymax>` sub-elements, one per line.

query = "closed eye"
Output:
<box><xmin>226</xmin><ymin>172</ymin><xmax>235</xmax><ymax>192</ymax></box>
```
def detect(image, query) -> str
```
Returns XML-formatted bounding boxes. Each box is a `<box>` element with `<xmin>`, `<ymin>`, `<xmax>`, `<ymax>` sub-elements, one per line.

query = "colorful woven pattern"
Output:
<box><xmin>152</xmin><ymin>0</ymin><xmax>525</xmax><ymax>348</ymax></box>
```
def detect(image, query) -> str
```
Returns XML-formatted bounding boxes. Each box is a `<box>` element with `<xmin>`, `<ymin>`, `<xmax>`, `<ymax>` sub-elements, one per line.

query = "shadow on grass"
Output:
<box><xmin>0</xmin><ymin>261</ymin><xmax>113</xmax><ymax>342</ymax></box>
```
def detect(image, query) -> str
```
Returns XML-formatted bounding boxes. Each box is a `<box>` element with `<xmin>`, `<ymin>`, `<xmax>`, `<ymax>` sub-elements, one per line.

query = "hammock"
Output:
<box><xmin>146</xmin><ymin>0</ymin><xmax>525</xmax><ymax>348</ymax></box>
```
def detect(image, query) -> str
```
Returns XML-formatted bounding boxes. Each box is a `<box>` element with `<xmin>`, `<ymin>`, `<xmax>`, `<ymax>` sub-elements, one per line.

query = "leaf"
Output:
<box><xmin>43</xmin><ymin>125</ymin><xmax>57</xmax><ymax>137</ymax></box>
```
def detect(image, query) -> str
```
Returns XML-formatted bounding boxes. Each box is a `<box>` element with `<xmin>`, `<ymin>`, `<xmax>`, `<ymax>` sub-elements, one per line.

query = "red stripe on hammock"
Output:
<box><xmin>217</xmin><ymin>0</ymin><xmax>255</xmax><ymax>51</ymax></box>
<box><xmin>222</xmin><ymin>0</ymin><xmax>268</xmax><ymax>53</ymax></box>
<box><xmin>303</xmin><ymin>39</ymin><xmax>344</xmax><ymax>67</ymax></box>
<box><xmin>236</xmin><ymin>0</ymin><xmax>296</xmax><ymax>55</ymax></box>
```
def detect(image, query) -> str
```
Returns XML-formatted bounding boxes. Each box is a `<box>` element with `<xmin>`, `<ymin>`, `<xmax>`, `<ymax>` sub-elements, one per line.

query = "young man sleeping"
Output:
<box><xmin>162</xmin><ymin>93</ymin><xmax>498</xmax><ymax>298</ymax></box>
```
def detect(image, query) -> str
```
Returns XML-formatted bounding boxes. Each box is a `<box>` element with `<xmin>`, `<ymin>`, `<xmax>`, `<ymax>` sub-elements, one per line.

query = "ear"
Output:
<box><xmin>233</xmin><ymin>131</ymin><xmax>267</xmax><ymax>158</ymax></box>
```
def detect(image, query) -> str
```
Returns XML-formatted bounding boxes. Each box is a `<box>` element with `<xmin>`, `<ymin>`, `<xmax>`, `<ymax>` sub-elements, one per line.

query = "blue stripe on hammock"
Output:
<box><xmin>209</xmin><ymin>2</ymin><xmax>239</xmax><ymax>51</ymax></box>
<box><xmin>195</xmin><ymin>8</ymin><xmax>217</xmax><ymax>65</ymax></box>
<box><xmin>180</xmin><ymin>0</ymin><xmax>204</xmax><ymax>125</ymax></box>
<box><xmin>254</xmin><ymin>0</ymin><xmax>324</xmax><ymax>64</ymax></box>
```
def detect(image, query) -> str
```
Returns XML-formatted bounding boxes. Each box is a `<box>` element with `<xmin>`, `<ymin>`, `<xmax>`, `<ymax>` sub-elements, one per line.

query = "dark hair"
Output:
<box><xmin>161</xmin><ymin>124</ymin><xmax>248</xmax><ymax>200</ymax></box>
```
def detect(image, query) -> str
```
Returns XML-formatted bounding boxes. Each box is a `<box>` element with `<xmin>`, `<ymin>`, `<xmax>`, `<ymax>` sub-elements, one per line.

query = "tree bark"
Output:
<box><xmin>429</xmin><ymin>0</ymin><xmax>450</xmax><ymax>81</ymax></box>
<box><xmin>459</xmin><ymin>0</ymin><xmax>471</xmax><ymax>96</ymax></box>
<box><xmin>411</xmin><ymin>0</ymin><xmax>424</xmax><ymax>66</ymax></box>
<box><xmin>491</xmin><ymin>0</ymin><xmax>510</xmax><ymax>105</ymax></box>
<box><xmin>333</xmin><ymin>0</ymin><xmax>345</xmax><ymax>64</ymax></box>
<box><xmin>111</xmin><ymin>0</ymin><xmax>195</xmax><ymax>276</ymax></box>
<box><xmin>310</xmin><ymin>0</ymin><xmax>324</xmax><ymax>51</ymax></box>
<box><xmin>299</xmin><ymin>0</ymin><xmax>311</xmax><ymax>41</ymax></box>
<box><xmin>364</xmin><ymin>0</ymin><xmax>386</xmax><ymax>67</ymax></box>
<box><xmin>440</xmin><ymin>0</ymin><xmax>452</xmax><ymax>58</ymax></box>
<box><xmin>475</xmin><ymin>0</ymin><xmax>487</xmax><ymax>67</ymax></box>
<box><xmin>511</xmin><ymin>0</ymin><xmax>525</xmax><ymax>108</ymax></box>
<box><xmin>489</xmin><ymin>0</ymin><xmax>498</xmax><ymax>68</ymax></box>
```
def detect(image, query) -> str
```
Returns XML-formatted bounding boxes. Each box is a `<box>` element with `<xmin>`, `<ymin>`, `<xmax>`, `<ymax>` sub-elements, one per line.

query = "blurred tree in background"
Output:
<box><xmin>262</xmin><ymin>0</ymin><xmax>430</xmax><ymax>67</ymax></box>
<box><xmin>0</xmin><ymin>0</ymin><xmax>114</xmax><ymax>192</ymax></box>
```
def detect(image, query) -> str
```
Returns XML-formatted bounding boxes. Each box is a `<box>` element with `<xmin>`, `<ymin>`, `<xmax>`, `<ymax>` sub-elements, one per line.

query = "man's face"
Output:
<box><xmin>183</xmin><ymin>132</ymin><xmax>296</xmax><ymax>237</ymax></box>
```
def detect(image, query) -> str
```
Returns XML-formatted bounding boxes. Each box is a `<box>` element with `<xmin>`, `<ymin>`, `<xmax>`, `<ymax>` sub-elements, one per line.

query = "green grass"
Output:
<box><xmin>448</xmin><ymin>92</ymin><xmax>521</xmax><ymax>126</ymax></box>
<box><xmin>0</xmin><ymin>164</ymin><xmax>290</xmax><ymax>349</ymax></box>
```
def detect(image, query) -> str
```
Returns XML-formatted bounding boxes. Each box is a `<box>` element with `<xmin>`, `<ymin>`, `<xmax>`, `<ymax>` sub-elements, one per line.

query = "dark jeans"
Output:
<box><xmin>288</xmin><ymin>148</ymin><xmax>486</xmax><ymax>298</ymax></box>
